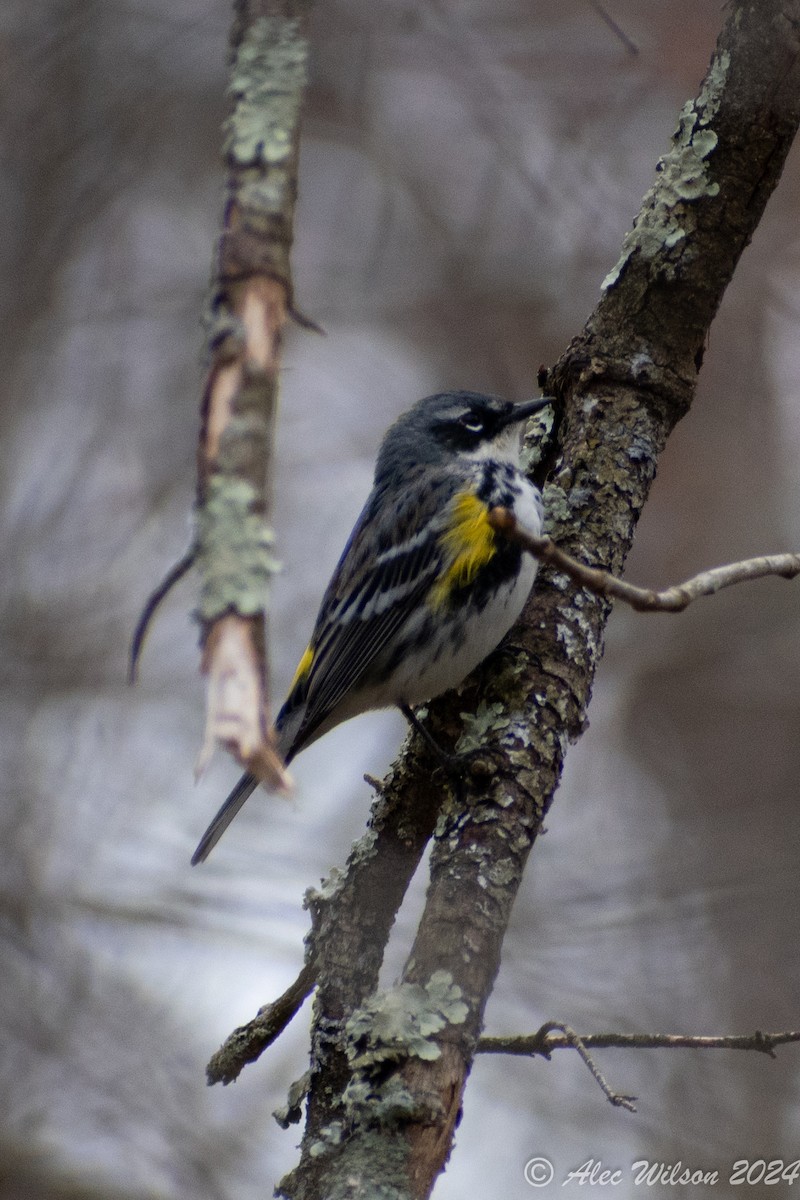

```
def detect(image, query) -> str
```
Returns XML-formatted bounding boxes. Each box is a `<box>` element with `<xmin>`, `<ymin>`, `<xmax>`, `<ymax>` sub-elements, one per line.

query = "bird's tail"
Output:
<box><xmin>190</xmin><ymin>772</ymin><xmax>259</xmax><ymax>865</ymax></box>
<box><xmin>190</xmin><ymin>708</ymin><xmax>301</xmax><ymax>864</ymax></box>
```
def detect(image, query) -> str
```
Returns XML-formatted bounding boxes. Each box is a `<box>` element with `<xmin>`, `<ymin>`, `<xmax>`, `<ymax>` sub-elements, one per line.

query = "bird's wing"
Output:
<box><xmin>278</xmin><ymin>471</ymin><xmax>456</xmax><ymax>756</ymax></box>
<box><xmin>191</xmin><ymin>485</ymin><xmax>446</xmax><ymax>864</ymax></box>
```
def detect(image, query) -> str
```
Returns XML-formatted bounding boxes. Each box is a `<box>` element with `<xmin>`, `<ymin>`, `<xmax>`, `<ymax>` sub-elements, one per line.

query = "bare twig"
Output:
<box><xmin>488</xmin><ymin>506</ymin><xmax>800</xmax><ymax>612</ymax></box>
<box><xmin>521</xmin><ymin>1022</ymin><xmax>637</xmax><ymax>1110</ymax></box>
<box><xmin>478</xmin><ymin>1027</ymin><xmax>800</xmax><ymax>1058</ymax></box>
<box><xmin>586</xmin><ymin>0</ymin><xmax>639</xmax><ymax>56</ymax></box>
<box><xmin>128</xmin><ymin>548</ymin><xmax>196</xmax><ymax>684</ymax></box>
<box><xmin>478</xmin><ymin>1025</ymin><xmax>800</xmax><ymax>1110</ymax></box>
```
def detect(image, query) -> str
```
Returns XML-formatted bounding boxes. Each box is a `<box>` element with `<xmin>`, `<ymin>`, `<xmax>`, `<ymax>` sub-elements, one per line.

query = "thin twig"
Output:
<box><xmin>128</xmin><ymin>548</ymin><xmax>196</xmax><ymax>684</ymax></box>
<box><xmin>478</xmin><ymin>1027</ymin><xmax>800</xmax><ymax>1058</ymax></box>
<box><xmin>518</xmin><ymin>1022</ymin><xmax>637</xmax><ymax>1111</ymax></box>
<box><xmin>488</xmin><ymin>507</ymin><xmax>800</xmax><ymax>612</ymax></box>
<box><xmin>587</xmin><ymin>0</ymin><xmax>639</xmax><ymax>56</ymax></box>
<box><xmin>478</xmin><ymin>1026</ymin><xmax>800</xmax><ymax>1109</ymax></box>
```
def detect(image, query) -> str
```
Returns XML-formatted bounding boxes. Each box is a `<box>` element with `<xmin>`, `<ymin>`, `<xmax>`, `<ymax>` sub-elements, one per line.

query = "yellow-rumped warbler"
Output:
<box><xmin>192</xmin><ymin>390</ymin><xmax>551</xmax><ymax>864</ymax></box>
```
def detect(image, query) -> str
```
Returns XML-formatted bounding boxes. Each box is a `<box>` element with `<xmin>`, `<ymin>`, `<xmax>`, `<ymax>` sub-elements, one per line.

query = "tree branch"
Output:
<box><xmin>478</xmin><ymin>1026</ymin><xmax>800</xmax><ymax>1059</ymax></box>
<box><xmin>195</xmin><ymin>0</ymin><xmax>310</xmax><ymax>790</ymax></box>
<box><xmin>487</xmin><ymin>506</ymin><xmax>800</xmax><ymax>612</ymax></box>
<box><xmin>207</xmin><ymin>959</ymin><xmax>317</xmax><ymax>1086</ymax></box>
<box><xmin>478</xmin><ymin>1025</ymin><xmax>800</xmax><ymax>1112</ymax></box>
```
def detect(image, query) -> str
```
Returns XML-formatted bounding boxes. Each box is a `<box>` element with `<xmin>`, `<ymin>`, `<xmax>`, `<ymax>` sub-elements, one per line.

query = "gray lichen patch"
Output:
<box><xmin>541</xmin><ymin>483</ymin><xmax>572</xmax><ymax>533</ymax></box>
<box><xmin>346</xmin><ymin>971</ymin><xmax>468</xmax><ymax>1072</ymax></box>
<box><xmin>342</xmin><ymin>1075</ymin><xmax>430</xmax><ymax>1129</ymax></box>
<box><xmin>302</xmin><ymin>1130</ymin><xmax>412</xmax><ymax>1199</ymax></box>
<box><xmin>307</xmin><ymin>1120</ymin><xmax>345</xmax><ymax>1158</ymax></box>
<box><xmin>455</xmin><ymin>700</ymin><xmax>510</xmax><ymax>754</ymax></box>
<box><xmin>339</xmin><ymin>972</ymin><xmax>468</xmax><ymax>1129</ymax></box>
<box><xmin>225</xmin><ymin>17</ymin><xmax>308</xmax><ymax>169</ymax></box>
<box><xmin>602</xmin><ymin>52</ymin><xmax>729</xmax><ymax>290</ymax></box>
<box><xmin>196</xmin><ymin>477</ymin><xmax>280</xmax><ymax>618</ymax></box>
<box><xmin>521</xmin><ymin>405</ymin><xmax>555</xmax><ymax>472</ymax></box>
<box><xmin>305</xmin><ymin>863</ymin><xmax>346</xmax><ymax>910</ymax></box>
<box><xmin>696</xmin><ymin>50</ymin><xmax>730</xmax><ymax>126</ymax></box>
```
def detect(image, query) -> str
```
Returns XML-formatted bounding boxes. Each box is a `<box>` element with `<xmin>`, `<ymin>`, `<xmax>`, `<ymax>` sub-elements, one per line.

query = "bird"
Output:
<box><xmin>191</xmin><ymin>389</ymin><xmax>551</xmax><ymax>863</ymax></box>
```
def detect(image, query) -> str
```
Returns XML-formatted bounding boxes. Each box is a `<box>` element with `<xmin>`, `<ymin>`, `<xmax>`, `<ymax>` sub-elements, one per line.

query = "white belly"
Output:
<box><xmin>397</xmin><ymin>549</ymin><xmax>538</xmax><ymax>705</ymax></box>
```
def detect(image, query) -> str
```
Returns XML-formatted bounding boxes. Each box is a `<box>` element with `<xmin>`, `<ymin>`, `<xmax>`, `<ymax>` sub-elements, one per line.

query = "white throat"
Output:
<box><xmin>461</xmin><ymin>422</ymin><xmax>526</xmax><ymax>466</ymax></box>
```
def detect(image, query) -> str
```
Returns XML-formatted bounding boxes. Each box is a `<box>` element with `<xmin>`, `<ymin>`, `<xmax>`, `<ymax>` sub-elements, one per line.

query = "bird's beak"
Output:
<box><xmin>501</xmin><ymin>396</ymin><xmax>553</xmax><ymax>427</ymax></box>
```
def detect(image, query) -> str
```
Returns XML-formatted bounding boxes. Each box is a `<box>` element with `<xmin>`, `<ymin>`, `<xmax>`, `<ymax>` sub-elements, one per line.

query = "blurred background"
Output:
<box><xmin>2</xmin><ymin>1</ymin><xmax>800</xmax><ymax>1196</ymax></box>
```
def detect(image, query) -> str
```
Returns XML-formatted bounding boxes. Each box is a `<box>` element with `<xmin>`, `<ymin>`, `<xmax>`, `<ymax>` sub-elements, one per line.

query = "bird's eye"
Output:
<box><xmin>458</xmin><ymin>414</ymin><xmax>484</xmax><ymax>433</ymax></box>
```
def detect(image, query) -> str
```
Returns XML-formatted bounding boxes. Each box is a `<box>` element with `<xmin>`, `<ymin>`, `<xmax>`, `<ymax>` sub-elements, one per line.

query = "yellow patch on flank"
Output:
<box><xmin>429</xmin><ymin>491</ymin><xmax>496</xmax><ymax>611</ymax></box>
<box><xmin>289</xmin><ymin>643</ymin><xmax>314</xmax><ymax>692</ymax></box>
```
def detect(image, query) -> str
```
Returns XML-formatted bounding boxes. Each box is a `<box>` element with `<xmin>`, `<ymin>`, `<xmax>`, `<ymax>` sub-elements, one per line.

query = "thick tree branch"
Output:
<box><xmin>195</xmin><ymin>1</ymin><xmax>310</xmax><ymax>789</ymax></box>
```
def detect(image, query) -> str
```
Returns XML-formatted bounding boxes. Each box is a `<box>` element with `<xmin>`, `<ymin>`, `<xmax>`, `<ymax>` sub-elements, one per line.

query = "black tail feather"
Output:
<box><xmin>190</xmin><ymin>773</ymin><xmax>259</xmax><ymax>865</ymax></box>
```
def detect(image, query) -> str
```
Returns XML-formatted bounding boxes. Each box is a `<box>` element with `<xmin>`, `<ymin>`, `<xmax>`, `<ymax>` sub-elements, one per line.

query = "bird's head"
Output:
<box><xmin>376</xmin><ymin>390</ymin><xmax>552</xmax><ymax>476</ymax></box>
